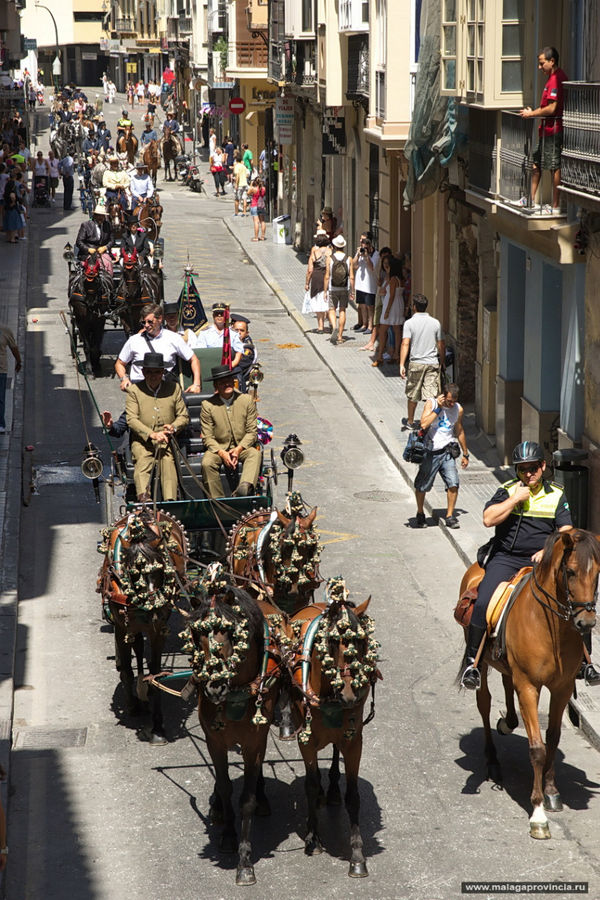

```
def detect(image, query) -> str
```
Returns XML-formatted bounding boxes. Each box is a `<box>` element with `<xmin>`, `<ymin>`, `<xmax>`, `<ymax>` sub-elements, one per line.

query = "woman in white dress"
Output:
<box><xmin>304</xmin><ymin>230</ymin><xmax>331</xmax><ymax>332</ymax></box>
<box><xmin>372</xmin><ymin>255</ymin><xmax>405</xmax><ymax>366</ymax></box>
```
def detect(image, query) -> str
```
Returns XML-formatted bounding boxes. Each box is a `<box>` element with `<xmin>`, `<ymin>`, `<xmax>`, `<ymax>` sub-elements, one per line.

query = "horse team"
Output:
<box><xmin>98</xmin><ymin>493</ymin><xmax>381</xmax><ymax>885</ymax></box>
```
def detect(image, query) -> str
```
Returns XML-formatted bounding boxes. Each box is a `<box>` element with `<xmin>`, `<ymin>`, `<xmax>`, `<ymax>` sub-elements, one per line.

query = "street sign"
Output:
<box><xmin>126</xmin><ymin>62</ymin><xmax>137</xmax><ymax>73</ymax></box>
<box><xmin>275</xmin><ymin>96</ymin><xmax>294</xmax><ymax>144</ymax></box>
<box><xmin>23</xmin><ymin>38</ymin><xmax>37</xmax><ymax>51</ymax></box>
<box><xmin>228</xmin><ymin>97</ymin><xmax>246</xmax><ymax>115</ymax></box>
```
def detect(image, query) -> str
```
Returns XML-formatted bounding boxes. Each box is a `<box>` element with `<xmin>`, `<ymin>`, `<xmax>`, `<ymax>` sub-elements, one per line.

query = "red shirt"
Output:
<box><xmin>539</xmin><ymin>68</ymin><xmax>567</xmax><ymax>136</ymax></box>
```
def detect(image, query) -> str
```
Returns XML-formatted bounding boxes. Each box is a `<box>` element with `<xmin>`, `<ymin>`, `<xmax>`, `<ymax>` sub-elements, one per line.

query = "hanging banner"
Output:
<box><xmin>177</xmin><ymin>269</ymin><xmax>208</xmax><ymax>332</ymax></box>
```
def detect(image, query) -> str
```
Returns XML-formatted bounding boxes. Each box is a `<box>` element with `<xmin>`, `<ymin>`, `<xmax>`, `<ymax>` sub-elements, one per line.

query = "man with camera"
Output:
<box><xmin>350</xmin><ymin>231</ymin><xmax>379</xmax><ymax>333</ymax></box>
<box><xmin>413</xmin><ymin>383</ymin><xmax>469</xmax><ymax>529</ymax></box>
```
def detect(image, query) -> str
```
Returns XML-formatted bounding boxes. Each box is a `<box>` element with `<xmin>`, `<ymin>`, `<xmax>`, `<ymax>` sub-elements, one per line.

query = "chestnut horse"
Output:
<box><xmin>181</xmin><ymin>570</ymin><xmax>285</xmax><ymax>885</ymax></box>
<box><xmin>117</xmin><ymin>125</ymin><xmax>138</xmax><ymax>164</ymax></box>
<box><xmin>143</xmin><ymin>139</ymin><xmax>160</xmax><ymax>185</ymax></box>
<box><xmin>227</xmin><ymin>492</ymin><xmax>322</xmax><ymax>616</ymax></box>
<box><xmin>457</xmin><ymin>529</ymin><xmax>600</xmax><ymax>839</ymax></box>
<box><xmin>288</xmin><ymin>579</ymin><xmax>380</xmax><ymax>877</ymax></box>
<box><xmin>97</xmin><ymin>508</ymin><xmax>188</xmax><ymax>744</ymax></box>
<box><xmin>115</xmin><ymin>249</ymin><xmax>161</xmax><ymax>334</ymax></box>
<box><xmin>133</xmin><ymin>194</ymin><xmax>163</xmax><ymax>241</ymax></box>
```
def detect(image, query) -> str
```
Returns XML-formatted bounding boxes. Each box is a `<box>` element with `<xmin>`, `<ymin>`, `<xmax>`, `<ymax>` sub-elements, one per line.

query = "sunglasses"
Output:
<box><xmin>517</xmin><ymin>462</ymin><xmax>541</xmax><ymax>475</ymax></box>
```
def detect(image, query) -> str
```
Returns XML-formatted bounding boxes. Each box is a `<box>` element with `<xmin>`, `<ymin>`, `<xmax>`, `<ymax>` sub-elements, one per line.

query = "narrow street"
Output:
<box><xmin>6</xmin><ymin>101</ymin><xmax>600</xmax><ymax>900</ymax></box>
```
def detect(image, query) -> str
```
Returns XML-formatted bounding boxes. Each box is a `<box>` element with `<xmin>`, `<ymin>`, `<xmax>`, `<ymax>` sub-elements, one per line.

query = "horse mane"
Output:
<box><xmin>191</xmin><ymin>584</ymin><xmax>265</xmax><ymax>644</ymax></box>
<box><xmin>537</xmin><ymin>528</ymin><xmax>600</xmax><ymax>581</ymax></box>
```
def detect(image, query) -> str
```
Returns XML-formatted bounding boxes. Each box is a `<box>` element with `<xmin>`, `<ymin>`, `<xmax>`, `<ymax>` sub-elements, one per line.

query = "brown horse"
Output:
<box><xmin>117</xmin><ymin>125</ymin><xmax>138</xmax><ymax>164</ymax></box>
<box><xmin>106</xmin><ymin>198</ymin><xmax>126</xmax><ymax>239</ymax></box>
<box><xmin>457</xmin><ymin>529</ymin><xmax>600</xmax><ymax>839</ymax></box>
<box><xmin>227</xmin><ymin>491</ymin><xmax>322</xmax><ymax>616</ymax></box>
<box><xmin>68</xmin><ymin>256</ymin><xmax>113</xmax><ymax>376</ymax></box>
<box><xmin>181</xmin><ymin>568</ymin><xmax>285</xmax><ymax>885</ymax></box>
<box><xmin>288</xmin><ymin>578</ymin><xmax>379</xmax><ymax>877</ymax></box>
<box><xmin>97</xmin><ymin>508</ymin><xmax>188</xmax><ymax>744</ymax></box>
<box><xmin>143</xmin><ymin>139</ymin><xmax>160</xmax><ymax>185</ymax></box>
<box><xmin>115</xmin><ymin>249</ymin><xmax>162</xmax><ymax>334</ymax></box>
<box><xmin>133</xmin><ymin>194</ymin><xmax>163</xmax><ymax>240</ymax></box>
<box><xmin>160</xmin><ymin>128</ymin><xmax>181</xmax><ymax>180</ymax></box>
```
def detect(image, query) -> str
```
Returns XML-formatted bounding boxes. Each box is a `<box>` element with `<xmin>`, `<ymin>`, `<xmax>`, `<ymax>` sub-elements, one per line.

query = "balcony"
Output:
<box><xmin>466</xmin><ymin>109</ymin><xmax>566</xmax><ymax>219</ymax></box>
<box><xmin>178</xmin><ymin>16</ymin><xmax>192</xmax><ymax>34</ymax></box>
<box><xmin>339</xmin><ymin>0</ymin><xmax>369</xmax><ymax>32</ymax></box>
<box><xmin>116</xmin><ymin>17</ymin><xmax>135</xmax><ymax>32</ymax></box>
<box><xmin>346</xmin><ymin>34</ymin><xmax>368</xmax><ymax>101</ymax></box>
<box><xmin>235</xmin><ymin>41</ymin><xmax>268</xmax><ymax>69</ymax></box>
<box><xmin>560</xmin><ymin>82</ymin><xmax>600</xmax><ymax>203</ymax></box>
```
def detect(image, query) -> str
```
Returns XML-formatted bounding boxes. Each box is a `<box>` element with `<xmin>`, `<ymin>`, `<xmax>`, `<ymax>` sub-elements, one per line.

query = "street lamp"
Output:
<box><xmin>35</xmin><ymin>3</ymin><xmax>61</xmax><ymax>93</ymax></box>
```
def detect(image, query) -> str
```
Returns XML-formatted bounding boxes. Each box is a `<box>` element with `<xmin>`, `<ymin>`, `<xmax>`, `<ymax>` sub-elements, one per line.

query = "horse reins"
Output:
<box><xmin>531</xmin><ymin>556</ymin><xmax>597</xmax><ymax>621</ymax></box>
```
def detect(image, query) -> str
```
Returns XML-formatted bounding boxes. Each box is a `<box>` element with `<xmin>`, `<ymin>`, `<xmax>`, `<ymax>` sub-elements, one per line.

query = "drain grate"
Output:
<box><xmin>354</xmin><ymin>490</ymin><xmax>404</xmax><ymax>503</ymax></box>
<box><xmin>13</xmin><ymin>727</ymin><xmax>88</xmax><ymax>750</ymax></box>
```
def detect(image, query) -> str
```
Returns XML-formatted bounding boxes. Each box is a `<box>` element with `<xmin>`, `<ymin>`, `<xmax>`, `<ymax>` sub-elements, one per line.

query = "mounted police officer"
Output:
<box><xmin>117</xmin><ymin>108</ymin><xmax>133</xmax><ymax>138</ymax></box>
<box><xmin>461</xmin><ymin>441</ymin><xmax>600</xmax><ymax>690</ymax></box>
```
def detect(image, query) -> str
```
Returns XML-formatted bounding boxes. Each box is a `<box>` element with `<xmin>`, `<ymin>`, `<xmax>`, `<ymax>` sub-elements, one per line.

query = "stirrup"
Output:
<box><xmin>583</xmin><ymin>663</ymin><xmax>600</xmax><ymax>687</ymax></box>
<box><xmin>461</xmin><ymin>664</ymin><xmax>481</xmax><ymax>691</ymax></box>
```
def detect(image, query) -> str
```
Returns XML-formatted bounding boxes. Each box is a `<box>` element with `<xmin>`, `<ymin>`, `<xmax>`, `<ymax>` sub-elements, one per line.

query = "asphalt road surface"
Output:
<box><xmin>7</xmin><ymin>102</ymin><xmax>600</xmax><ymax>900</ymax></box>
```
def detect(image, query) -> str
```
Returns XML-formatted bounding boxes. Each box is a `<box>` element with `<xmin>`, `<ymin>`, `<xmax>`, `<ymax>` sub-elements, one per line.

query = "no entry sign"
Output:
<box><xmin>229</xmin><ymin>97</ymin><xmax>246</xmax><ymax>115</ymax></box>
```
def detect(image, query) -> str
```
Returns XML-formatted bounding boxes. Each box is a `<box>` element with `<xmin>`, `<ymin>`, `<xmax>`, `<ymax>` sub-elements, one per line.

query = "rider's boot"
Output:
<box><xmin>577</xmin><ymin>632</ymin><xmax>600</xmax><ymax>686</ymax></box>
<box><xmin>460</xmin><ymin>623</ymin><xmax>487</xmax><ymax>691</ymax></box>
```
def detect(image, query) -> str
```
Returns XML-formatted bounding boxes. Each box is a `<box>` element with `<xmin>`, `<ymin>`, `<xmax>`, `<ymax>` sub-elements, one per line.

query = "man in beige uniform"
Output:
<box><xmin>125</xmin><ymin>351</ymin><xmax>190</xmax><ymax>501</ymax></box>
<box><xmin>200</xmin><ymin>365</ymin><xmax>261</xmax><ymax>498</ymax></box>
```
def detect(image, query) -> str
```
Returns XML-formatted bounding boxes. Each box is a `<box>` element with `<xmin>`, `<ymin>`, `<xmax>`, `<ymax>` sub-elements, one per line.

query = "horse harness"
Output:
<box><xmin>531</xmin><ymin>555</ymin><xmax>598</xmax><ymax>622</ymax></box>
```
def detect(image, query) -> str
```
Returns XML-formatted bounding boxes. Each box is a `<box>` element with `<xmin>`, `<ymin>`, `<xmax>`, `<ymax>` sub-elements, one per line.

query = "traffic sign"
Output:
<box><xmin>229</xmin><ymin>97</ymin><xmax>246</xmax><ymax>115</ymax></box>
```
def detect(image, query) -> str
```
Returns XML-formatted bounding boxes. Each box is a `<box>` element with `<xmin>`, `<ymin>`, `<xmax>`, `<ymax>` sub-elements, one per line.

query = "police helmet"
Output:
<box><xmin>512</xmin><ymin>441</ymin><xmax>544</xmax><ymax>467</ymax></box>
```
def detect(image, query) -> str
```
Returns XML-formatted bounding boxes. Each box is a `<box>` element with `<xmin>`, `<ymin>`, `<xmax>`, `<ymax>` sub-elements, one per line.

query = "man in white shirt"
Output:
<box><xmin>350</xmin><ymin>231</ymin><xmax>379</xmax><ymax>333</ymax></box>
<box><xmin>115</xmin><ymin>302</ymin><xmax>201</xmax><ymax>392</ymax></box>
<box><xmin>191</xmin><ymin>302</ymin><xmax>243</xmax><ymax>369</ymax></box>
<box><xmin>129</xmin><ymin>161</ymin><xmax>154</xmax><ymax>206</ymax></box>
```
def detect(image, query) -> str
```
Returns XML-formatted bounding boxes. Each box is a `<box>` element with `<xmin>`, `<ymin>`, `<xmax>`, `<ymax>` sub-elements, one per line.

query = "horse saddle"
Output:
<box><xmin>486</xmin><ymin>567</ymin><xmax>531</xmax><ymax>635</ymax></box>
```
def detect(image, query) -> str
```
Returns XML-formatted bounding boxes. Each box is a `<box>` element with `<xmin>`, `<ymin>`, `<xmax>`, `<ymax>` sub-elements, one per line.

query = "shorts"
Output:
<box><xmin>50</xmin><ymin>176</ymin><xmax>59</xmax><ymax>188</ymax></box>
<box><xmin>250</xmin><ymin>206</ymin><xmax>258</xmax><ymax>216</ymax></box>
<box><xmin>532</xmin><ymin>132</ymin><xmax>563</xmax><ymax>171</ymax></box>
<box><xmin>235</xmin><ymin>186</ymin><xmax>247</xmax><ymax>202</ymax></box>
<box><xmin>355</xmin><ymin>289</ymin><xmax>376</xmax><ymax>306</ymax></box>
<box><xmin>405</xmin><ymin>362</ymin><xmax>440</xmax><ymax>403</ymax></box>
<box><xmin>414</xmin><ymin>448</ymin><xmax>459</xmax><ymax>494</ymax></box>
<box><xmin>328</xmin><ymin>289</ymin><xmax>349</xmax><ymax>310</ymax></box>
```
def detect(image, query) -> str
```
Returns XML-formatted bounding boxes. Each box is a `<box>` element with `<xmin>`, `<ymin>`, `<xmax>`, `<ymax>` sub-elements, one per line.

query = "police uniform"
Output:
<box><xmin>126</xmin><ymin>379</ymin><xmax>190</xmax><ymax>500</ymax></box>
<box><xmin>191</xmin><ymin>324</ymin><xmax>244</xmax><ymax>354</ymax></box>
<box><xmin>470</xmin><ymin>477</ymin><xmax>572</xmax><ymax>629</ymax></box>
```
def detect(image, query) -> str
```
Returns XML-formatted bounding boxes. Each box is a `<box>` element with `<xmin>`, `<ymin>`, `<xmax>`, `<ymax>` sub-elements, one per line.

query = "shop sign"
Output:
<box><xmin>275</xmin><ymin>95</ymin><xmax>294</xmax><ymax>144</ymax></box>
<box><xmin>322</xmin><ymin>109</ymin><xmax>346</xmax><ymax>155</ymax></box>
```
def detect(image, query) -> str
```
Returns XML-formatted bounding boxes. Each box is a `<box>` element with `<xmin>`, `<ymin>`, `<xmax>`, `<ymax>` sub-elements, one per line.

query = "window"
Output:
<box><xmin>440</xmin><ymin>0</ymin><xmax>527</xmax><ymax>107</ymax></box>
<box><xmin>302</xmin><ymin>0</ymin><xmax>312</xmax><ymax>33</ymax></box>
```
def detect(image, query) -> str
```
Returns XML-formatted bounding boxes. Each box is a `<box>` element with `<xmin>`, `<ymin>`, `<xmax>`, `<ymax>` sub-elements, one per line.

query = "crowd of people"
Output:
<box><xmin>0</xmin><ymin>107</ymin><xmax>31</xmax><ymax>241</ymax></box>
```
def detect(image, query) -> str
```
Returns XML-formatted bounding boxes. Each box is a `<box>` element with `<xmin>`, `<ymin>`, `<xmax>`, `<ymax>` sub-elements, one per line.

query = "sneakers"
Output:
<box><xmin>514</xmin><ymin>196</ymin><xmax>529</xmax><ymax>207</ymax></box>
<box><xmin>353</xmin><ymin>323</ymin><xmax>363</xmax><ymax>331</ymax></box>
<box><xmin>401</xmin><ymin>417</ymin><xmax>418</xmax><ymax>430</ymax></box>
<box><xmin>445</xmin><ymin>515</ymin><xmax>459</xmax><ymax>529</ymax></box>
<box><xmin>415</xmin><ymin>512</ymin><xmax>426</xmax><ymax>528</ymax></box>
<box><xmin>541</xmin><ymin>205</ymin><xmax>563</xmax><ymax>216</ymax></box>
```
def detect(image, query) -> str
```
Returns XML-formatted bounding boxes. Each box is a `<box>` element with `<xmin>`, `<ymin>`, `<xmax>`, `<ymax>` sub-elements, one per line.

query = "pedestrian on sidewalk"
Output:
<box><xmin>350</xmin><ymin>232</ymin><xmax>378</xmax><ymax>334</ymax></box>
<box><xmin>210</xmin><ymin>146</ymin><xmax>226</xmax><ymax>196</ymax></box>
<box><xmin>47</xmin><ymin>150</ymin><xmax>59</xmax><ymax>203</ymax></box>
<box><xmin>58</xmin><ymin>151</ymin><xmax>75</xmax><ymax>210</ymax></box>
<box><xmin>304</xmin><ymin>230</ymin><xmax>331</xmax><ymax>333</ymax></box>
<box><xmin>327</xmin><ymin>235</ymin><xmax>350</xmax><ymax>344</ymax></box>
<box><xmin>360</xmin><ymin>246</ymin><xmax>392</xmax><ymax>353</ymax></box>
<box><xmin>399</xmin><ymin>293</ymin><xmax>444</xmax><ymax>428</ymax></box>
<box><xmin>248</xmin><ymin>177</ymin><xmax>266</xmax><ymax>240</ymax></box>
<box><xmin>371</xmin><ymin>255</ymin><xmax>404</xmax><ymax>366</ymax></box>
<box><xmin>233</xmin><ymin>151</ymin><xmax>248</xmax><ymax>216</ymax></box>
<box><xmin>413</xmin><ymin>384</ymin><xmax>469</xmax><ymax>530</ymax></box>
<box><xmin>0</xmin><ymin>323</ymin><xmax>21</xmax><ymax>431</ymax></box>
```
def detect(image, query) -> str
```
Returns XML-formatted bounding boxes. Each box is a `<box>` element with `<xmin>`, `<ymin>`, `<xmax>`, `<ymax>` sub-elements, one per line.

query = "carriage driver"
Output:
<box><xmin>125</xmin><ymin>351</ymin><xmax>190</xmax><ymax>503</ymax></box>
<box><xmin>130</xmin><ymin>160</ymin><xmax>154</xmax><ymax>207</ymax></box>
<box><xmin>122</xmin><ymin>212</ymin><xmax>153</xmax><ymax>265</ymax></box>
<box><xmin>200</xmin><ymin>365</ymin><xmax>262</xmax><ymax>498</ymax></box>
<box><xmin>74</xmin><ymin>200</ymin><xmax>114</xmax><ymax>277</ymax></box>
<box><xmin>461</xmin><ymin>441</ymin><xmax>600</xmax><ymax>690</ymax></box>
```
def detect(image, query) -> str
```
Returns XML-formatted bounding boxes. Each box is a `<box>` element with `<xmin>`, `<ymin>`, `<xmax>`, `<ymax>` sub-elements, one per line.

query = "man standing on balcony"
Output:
<box><xmin>520</xmin><ymin>46</ymin><xmax>567</xmax><ymax>213</ymax></box>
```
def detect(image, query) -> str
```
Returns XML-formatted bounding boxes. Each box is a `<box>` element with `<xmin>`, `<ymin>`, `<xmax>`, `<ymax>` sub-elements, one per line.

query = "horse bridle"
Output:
<box><xmin>531</xmin><ymin>554</ymin><xmax>598</xmax><ymax>622</ymax></box>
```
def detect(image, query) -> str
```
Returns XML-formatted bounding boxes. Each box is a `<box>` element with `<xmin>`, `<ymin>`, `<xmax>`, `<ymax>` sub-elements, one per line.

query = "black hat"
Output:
<box><xmin>212</xmin><ymin>302</ymin><xmax>227</xmax><ymax>314</ymax></box>
<box><xmin>231</xmin><ymin>314</ymin><xmax>250</xmax><ymax>325</ymax></box>
<box><xmin>142</xmin><ymin>352</ymin><xmax>166</xmax><ymax>369</ymax></box>
<box><xmin>206</xmin><ymin>364</ymin><xmax>236</xmax><ymax>383</ymax></box>
<box><xmin>124</xmin><ymin>212</ymin><xmax>138</xmax><ymax>225</ymax></box>
<box><xmin>163</xmin><ymin>301</ymin><xmax>180</xmax><ymax>316</ymax></box>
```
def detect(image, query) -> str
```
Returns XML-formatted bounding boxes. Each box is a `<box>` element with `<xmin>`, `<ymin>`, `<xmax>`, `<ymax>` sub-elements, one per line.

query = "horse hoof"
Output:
<box><xmin>530</xmin><ymin>822</ymin><xmax>551</xmax><ymax>840</ymax></box>
<box><xmin>497</xmin><ymin>716</ymin><xmax>515</xmax><ymax>735</ymax></box>
<box><xmin>544</xmin><ymin>793</ymin><xmax>563</xmax><ymax>812</ymax></box>
<box><xmin>348</xmin><ymin>861</ymin><xmax>369</xmax><ymax>878</ymax></box>
<box><xmin>149</xmin><ymin>731</ymin><xmax>168</xmax><ymax>746</ymax></box>
<box><xmin>304</xmin><ymin>839</ymin><xmax>323</xmax><ymax>856</ymax></box>
<box><xmin>236</xmin><ymin>866</ymin><xmax>256</xmax><ymax>886</ymax></box>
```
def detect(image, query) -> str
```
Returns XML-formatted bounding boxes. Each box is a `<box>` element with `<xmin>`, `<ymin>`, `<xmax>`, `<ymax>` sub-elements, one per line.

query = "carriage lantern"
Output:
<box><xmin>81</xmin><ymin>442</ymin><xmax>103</xmax><ymax>480</ymax></box>
<box><xmin>280</xmin><ymin>433</ymin><xmax>304</xmax><ymax>492</ymax></box>
<box><xmin>63</xmin><ymin>241</ymin><xmax>75</xmax><ymax>262</ymax></box>
<box><xmin>248</xmin><ymin>362</ymin><xmax>263</xmax><ymax>400</ymax></box>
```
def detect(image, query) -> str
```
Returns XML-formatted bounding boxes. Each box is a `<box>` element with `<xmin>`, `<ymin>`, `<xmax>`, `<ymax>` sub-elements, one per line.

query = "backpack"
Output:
<box><xmin>331</xmin><ymin>254</ymin><xmax>348</xmax><ymax>288</ymax></box>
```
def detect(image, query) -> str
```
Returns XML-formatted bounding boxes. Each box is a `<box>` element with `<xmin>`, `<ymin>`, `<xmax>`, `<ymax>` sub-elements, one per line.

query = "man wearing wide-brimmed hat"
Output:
<box><xmin>74</xmin><ymin>197</ymin><xmax>114</xmax><ymax>275</ymax></box>
<box><xmin>125</xmin><ymin>351</ymin><xmax>190</xmax><ymax>502</ymax></box>
<box><xmin>130</xmin><ymin>159</ymin><xmax>154</xmax><ymax>207</ymax></box>
<box><xmin>122</xmin><ymin>211</ymin><xmax>153</xmax><ymax>264</ymax></box>
<box><xmin>200</xmin><ymin>365</ymin><xmax>261</xmax><ymax>498</ymax></box>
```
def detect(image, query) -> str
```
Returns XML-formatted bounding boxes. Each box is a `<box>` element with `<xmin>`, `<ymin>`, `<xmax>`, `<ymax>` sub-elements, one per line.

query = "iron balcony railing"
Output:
<box><xmin>178</xmin><ymin>16</ymin><xmax>192</xmax><ymax>34</ymax></box>
<box><xmin>561</xmin><ymin>81</ymin><xmax>600</xmax><ymax>198</ymax></box>
<box><xmin>116</xmin><ymin>17</ymin><xmax>134</xmax><ymax>31</ymax></box>
<box><xmin>467</xmin><ymin>108</ymin><xmax>564</xmax><ymax>215</ymax></box>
